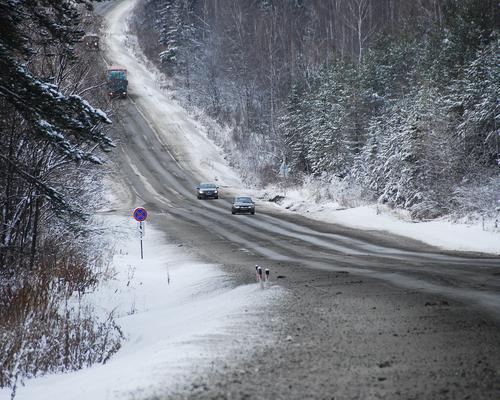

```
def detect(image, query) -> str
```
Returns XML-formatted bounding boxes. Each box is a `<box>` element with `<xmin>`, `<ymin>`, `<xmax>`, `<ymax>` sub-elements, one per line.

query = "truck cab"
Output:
<box><xmin>84</xmin><ymin>34</ymin><xmax>99</xmax><ymax>51</ymax></box>
<box><xmin>107</xmin><ymin>66</ymin><xmax>128</xmax><ymax>98</ymax></box>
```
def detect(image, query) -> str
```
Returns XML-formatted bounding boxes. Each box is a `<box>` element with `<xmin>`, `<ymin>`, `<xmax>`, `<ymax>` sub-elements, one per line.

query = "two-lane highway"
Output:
<box><xmin>101</xmin><ymin>1</ymin><xmax>500</xmax><ymax>398</ymax></box>
<box><xmin>112</xmin><ymin>94</ymin><xmax>500</xmax><ymax>318</ymax></box>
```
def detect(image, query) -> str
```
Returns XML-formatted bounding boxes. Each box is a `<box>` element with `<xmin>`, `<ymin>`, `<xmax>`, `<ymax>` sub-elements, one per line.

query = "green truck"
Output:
<box><xmin>107</xmin><ymin>66</ymin><xmax>128</xmax><ymax>98</ymax></box>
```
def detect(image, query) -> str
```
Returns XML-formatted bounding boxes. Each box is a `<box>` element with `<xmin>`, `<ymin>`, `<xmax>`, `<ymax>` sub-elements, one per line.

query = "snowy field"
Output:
<box><xmin>0</xmin><ymin>215</ymin><xmax>282</xmax><ymax>400</ymax></box>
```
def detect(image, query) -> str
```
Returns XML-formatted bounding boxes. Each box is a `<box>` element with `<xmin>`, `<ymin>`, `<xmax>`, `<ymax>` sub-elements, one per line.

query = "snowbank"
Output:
<box><xmin>259</xmin><ymin>185</ymin><xmax>500</xmax><ymax>255</ymax></box>
<box><xmin>0</xmin><ymin>216</ymin><xmax>282</xmax><ymax>400</ymax></box>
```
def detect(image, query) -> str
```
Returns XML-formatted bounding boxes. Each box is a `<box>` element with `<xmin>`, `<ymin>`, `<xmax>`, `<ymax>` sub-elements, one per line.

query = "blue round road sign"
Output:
<box><xmin>133</xmin><ymin>207</ymin><xmax>148</xmax><ymax>222</ymax></box>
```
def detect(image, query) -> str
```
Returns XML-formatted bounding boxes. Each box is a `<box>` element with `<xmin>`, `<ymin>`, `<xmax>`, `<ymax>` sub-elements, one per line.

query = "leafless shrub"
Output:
<box><xmin>451</xmin><ymin>175</ymin><xmax>500</xmax><ymax>230</ymax></box>
<box><xmin>331</xmin><ymin>178</ymin><xmax>374</xmax><ymax>209</ymax></box>
<box><xmin>0</xmin><ymin>5</ymin><xmax>124</xmax><ymax>397</ymax></box>
<box><xmin>302</xmin><ymin>175</ymin><xmax>373</xmax><ymax>209</ymax></box>
<box><xmin>0</xmin><ymin>243</ymin><xmax>123</xmax><ymax>392</ymax></box>
<box><xmin>408</xmin><ymin>199</ymin><xmax>446</xmax><ymax>221</ymax></box>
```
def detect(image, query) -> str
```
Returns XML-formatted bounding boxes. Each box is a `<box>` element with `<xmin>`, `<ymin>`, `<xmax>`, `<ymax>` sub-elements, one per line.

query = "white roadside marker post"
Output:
<box><xmin>257</xmin><ymin>266</ymin><xmax>264</xmax><ymax>289</ymax></box>
<box><xmin>255</xmin><ymin>265</ymin><xmax>260</xmax><ymax>282</ymax></box>
<box><xmin>265</xmin><ymin>268</ymin><xmax>270</xmax><ymax>287</ymax></box>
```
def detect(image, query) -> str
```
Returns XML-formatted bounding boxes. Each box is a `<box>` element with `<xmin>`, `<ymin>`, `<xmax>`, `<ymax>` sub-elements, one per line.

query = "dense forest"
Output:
<box><xmin>0</xmin><ymin>0</ymin><xmax>121</xmax><ymax>394</ymax></box>
<box><xmin>134</xmin><ymin>0</ymin><xmax>499</xmax><ymax>220</ymax></box>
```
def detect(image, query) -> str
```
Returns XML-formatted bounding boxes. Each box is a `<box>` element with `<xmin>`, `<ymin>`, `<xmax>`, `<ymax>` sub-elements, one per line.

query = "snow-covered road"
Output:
<box><xmin>2</xmin><ymin>0</ymin><xmax>500</xmax><ymax>398</ymax></box>
<box><xmin>94</xmin><ymin>0</ymin><xmax>500</xmax><ymax>325</ymax></box>
<box><xmin>103</xmin><ymin>0</ymin><xmax>241</xmax><ymax>188</ymax></box>
<box><xmin>99</xmin><ymin>0</ymin><xmax>500</xmax><ymax>259</ymax></box>
<box><xmin>104</xmin><ymin>0</ymin><xmax>500</xmax><ymax>258</ymax></box>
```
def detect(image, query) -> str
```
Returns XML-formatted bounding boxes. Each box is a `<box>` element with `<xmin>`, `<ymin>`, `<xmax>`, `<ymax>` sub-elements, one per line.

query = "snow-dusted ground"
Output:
<box><xmin>258</xmin><ymin>184</ymin><xmax>500</xmax><ymax>255</ymax></box>
<box><xmin>0</xmin><ymin>216</ymin><xmax>281</xmax><ymax>400</ymax></box>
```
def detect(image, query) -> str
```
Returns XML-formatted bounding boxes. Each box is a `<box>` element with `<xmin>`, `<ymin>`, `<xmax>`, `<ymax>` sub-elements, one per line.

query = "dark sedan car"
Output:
<box><xmin>231</xmin><ymin>197</ymin><xmax>255</xmax><ymax>215</ymax></box>
<box><xmin>196</xmin><ymin>183</ymin><xmax>219</xmax><ymax>199</ymax></box>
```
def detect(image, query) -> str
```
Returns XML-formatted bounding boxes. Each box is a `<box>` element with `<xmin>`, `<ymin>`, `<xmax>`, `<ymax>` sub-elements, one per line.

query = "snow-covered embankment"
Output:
<box><xmin>0</xmin><ymin>215</ymin><xmax>281</xmax><ymax>400</ymax></box>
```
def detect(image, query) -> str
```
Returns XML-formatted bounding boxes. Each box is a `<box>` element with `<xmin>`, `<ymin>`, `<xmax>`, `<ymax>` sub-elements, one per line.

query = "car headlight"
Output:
<box><xmin>214</xmin><ymin>190</ymin><xmax>218</xmax><ymax>193</ymax></box>
<box><xmin>198</xmin><ymin>190</ymin><xmax>203</xmax><ymax>194</ymax></box>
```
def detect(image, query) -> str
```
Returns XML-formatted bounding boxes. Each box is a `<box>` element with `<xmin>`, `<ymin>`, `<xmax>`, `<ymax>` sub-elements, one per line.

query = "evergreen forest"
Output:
<box><xmin>135</xmin><ymin>0</ymin><xmax>499</xmax><ymax>220</ymax></box>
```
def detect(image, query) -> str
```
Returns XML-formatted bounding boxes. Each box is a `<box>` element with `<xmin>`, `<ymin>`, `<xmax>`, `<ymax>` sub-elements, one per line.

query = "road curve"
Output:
<box><xmin>111</xmin><ymin>93</ymin><xmax>500</xmax><ymax>312</ymax></box>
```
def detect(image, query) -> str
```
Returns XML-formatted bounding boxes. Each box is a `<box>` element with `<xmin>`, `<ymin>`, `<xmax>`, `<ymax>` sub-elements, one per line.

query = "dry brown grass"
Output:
<box><xmin>0</xmin><ymin>241</ymin><xmax>123</xmax><ymax>392</ymax></box>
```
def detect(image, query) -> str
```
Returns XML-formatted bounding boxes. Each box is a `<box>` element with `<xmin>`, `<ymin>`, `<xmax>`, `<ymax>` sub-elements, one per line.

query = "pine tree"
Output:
<box><xmin>157</xmin><ymin>0</ymin><xmax>196</xmax><ymax>74</ymax></box>
<box><xmin>454</xmin><ymin>38</ymin><xmax>499</xmax><ymax>167</ymax></box>
<box><xmin>281</xmin><ymin>83</ymin><xmax>311</xmax><ymax>174</ymax></box>
<box><xmin>0</xmin><ymin>0</ymin><xmax>112</xmax><ymax>271</ymax></box>
<box><xmin>0</xmin><ymin>0</ymin><xmax>112</xmax><ymax>166</ymax></box>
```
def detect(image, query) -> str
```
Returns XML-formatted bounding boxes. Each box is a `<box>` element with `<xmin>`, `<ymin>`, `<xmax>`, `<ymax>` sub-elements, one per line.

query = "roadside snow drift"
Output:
<box><xmin>261</xmin><ymin>187</ymin><xmax>500</xmax><ymax>255</ymax></box>
<box><xmin>0</xmin><ymin>216</ymin><xmax>282</xmax><ymax>400</ymax></box>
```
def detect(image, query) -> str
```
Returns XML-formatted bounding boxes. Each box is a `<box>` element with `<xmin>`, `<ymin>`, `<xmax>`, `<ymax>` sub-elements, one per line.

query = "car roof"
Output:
<box><xmin>234</xmin><ymin>196</ymin><xmax>253</xmax><ymax>201</ymax></box>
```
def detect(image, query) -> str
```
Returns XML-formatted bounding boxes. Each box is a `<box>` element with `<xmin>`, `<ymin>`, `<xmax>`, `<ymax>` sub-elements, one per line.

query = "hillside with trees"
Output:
<box><xmin>0</xmin><ymin>0</ymin><xmax>121</xmax><ymax>394</ymax></box>
<box><xmin>134</xmin><ymin>0</ymin><xmax>498</xmax><ymax>221</ymax></box>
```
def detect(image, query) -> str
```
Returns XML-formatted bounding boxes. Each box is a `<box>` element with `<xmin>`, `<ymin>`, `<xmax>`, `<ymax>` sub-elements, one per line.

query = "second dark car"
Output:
<box><xmin>231</xmin><ymin>197</ymin><xmax>255</xmax><ymax>215</ymax></box>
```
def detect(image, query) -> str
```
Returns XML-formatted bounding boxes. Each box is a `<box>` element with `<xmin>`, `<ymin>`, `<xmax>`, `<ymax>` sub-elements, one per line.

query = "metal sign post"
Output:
<box><xmin>139</xmin><ymin>221</ymin><xmax>144</xmax><ymax>259</ymax></box>
<box><xmin>133</xmin><ymin>207</ymin><xmax>148</xmax><ymax>259</ymax></box>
